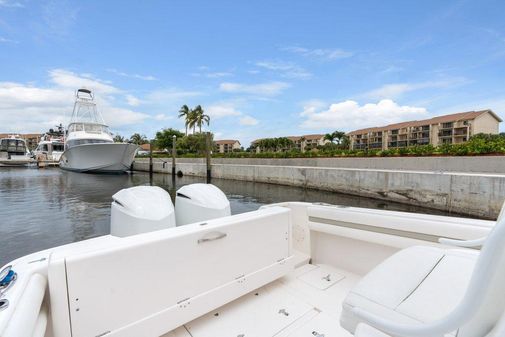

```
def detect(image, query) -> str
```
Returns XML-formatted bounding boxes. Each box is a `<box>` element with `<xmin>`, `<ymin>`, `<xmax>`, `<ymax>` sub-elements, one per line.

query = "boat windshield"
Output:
<box><xmin>0</xmin><ymin>139</ymin><xmax>27</xmax><ymax>154</ymax></box>
<box><xmin>52</xmin><ymin>144</ymin><xmax>64</xmax><ymax>152</ymax></box>
<box><xmin>68</xmin><ymin>123</ymin><xmax>110</xmax><ymax>134</ymax></box>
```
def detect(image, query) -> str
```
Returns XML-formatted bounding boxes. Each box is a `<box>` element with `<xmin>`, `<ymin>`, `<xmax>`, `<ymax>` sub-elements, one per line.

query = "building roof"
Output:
<box><xmin>215</xmin><ymin>139</ymin><xmax>240</xmax><ymax>145</ymax></box>
<box><xmin>0</xmin><ymin>133</ymin><xmax>42</xmax><ymax>139</ymax></box>
<box><xmin>140</xmin><ymin>143</ymin><xmax>151</xmax><ymax>151</ymax></box>
<box><xmin>348</xmin><ymin>109</ymin><xmax>502</xmax><ymax>135</ymax></box>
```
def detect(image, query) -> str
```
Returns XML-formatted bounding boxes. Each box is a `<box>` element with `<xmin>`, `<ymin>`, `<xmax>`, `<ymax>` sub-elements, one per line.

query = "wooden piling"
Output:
<box><xmin>172</xmin><ymin>135</ymin><xmax>176</xmax><ymax>178</ymax></box>
<box><xmin>206</xmin><ymin>132</ymin><xmax>211</xmax><ymax>183</ymax></box>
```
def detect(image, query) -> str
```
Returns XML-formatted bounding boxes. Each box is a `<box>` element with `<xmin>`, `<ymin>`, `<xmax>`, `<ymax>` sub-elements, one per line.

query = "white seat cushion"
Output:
<box><xmin>355</xmin><ymin>324</ymin><xmax>391</xmax><ymax>337</ymax></box>
<box><xmin>341</xmin><ymin>246</ymin><xmax>477</xmax><ymax>335</ymax></box>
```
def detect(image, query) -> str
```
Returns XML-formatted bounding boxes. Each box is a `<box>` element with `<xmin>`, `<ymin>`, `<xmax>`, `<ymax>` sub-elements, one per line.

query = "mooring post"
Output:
<box><xmin>172</xmin><ymin>135</ymin><xmax>176</xmax><ymax>180</ymax></box>
<box><xmin>206</xmin><ymin>132</ymin><xmax>212</xmax><ymax>183</ymax></box>
<box><xmin>149</xmin><ymin>140</ymin><xmax>153</xmax><ymax>177</ymax></box>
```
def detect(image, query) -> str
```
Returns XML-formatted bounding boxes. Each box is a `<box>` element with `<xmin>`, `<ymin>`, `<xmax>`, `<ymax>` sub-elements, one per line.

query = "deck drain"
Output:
<box><xmin>278</xmin><ymin>308</ymin><xmax>289</xmax><ymax>316</ymax></box>
<box><xmin>0</xmin><ymin>299</ymin><xmax>9</xmax><ymax>311</ymax></box>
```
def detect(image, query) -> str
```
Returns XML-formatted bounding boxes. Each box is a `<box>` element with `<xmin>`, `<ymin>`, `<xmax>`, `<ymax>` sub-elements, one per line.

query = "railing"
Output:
<box><xmin>1</xmin><ymin>273</ymin><xmax>47</xmax><ymax>337</ymax></box>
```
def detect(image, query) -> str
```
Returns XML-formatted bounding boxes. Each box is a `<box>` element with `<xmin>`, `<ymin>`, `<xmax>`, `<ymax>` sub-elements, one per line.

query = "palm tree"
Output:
<box><xmin>324</xmin><ymin>133</ymin><xmax>336</xmax><ymax>143</ymax></box>
<box><xmin>178</xmin><ymin>105</ymin><xmax>191</xmax><ymax>136</ymax></box>
<box><xmin>193</xmin><ymin>105</ymin><xmax>210</xmax><ymax>133</ymax></box>
<box><xmin>113</xmin><ymin>134</ymin><xmax>125</xmax><ymax>143</ymax></box>
<box><xmin>130</xmin><ymin>133</ymin><xmax>148</xmax><ymax>145</ymax></box>
<box><xmin>188</xmin><ymin>109</ymin><xmax>198</xmax><ymax>134</ymax></box>
<box><xmin>333</xmin><ymin>131</ymin><xmax>347</xmax><ymax>144</ymax></box>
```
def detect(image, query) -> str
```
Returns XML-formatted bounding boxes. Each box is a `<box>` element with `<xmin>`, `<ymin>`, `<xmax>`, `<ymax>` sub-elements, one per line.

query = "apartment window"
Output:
<box><xmin>442</xmin><ymin>122</ymin><xmax>453</xmax><ymax>129</ymax></box>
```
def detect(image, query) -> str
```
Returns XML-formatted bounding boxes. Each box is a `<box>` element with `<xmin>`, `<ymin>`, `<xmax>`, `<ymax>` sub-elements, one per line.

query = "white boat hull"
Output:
<box><xmin>0</xmin><ymin>154</ymin><xmax>33</xmax><ymax>167</ymax></box>
<box><xmin>59</xmin><ymin>143</ymin><xmax>138</xmax><ymax>173</ymax></box>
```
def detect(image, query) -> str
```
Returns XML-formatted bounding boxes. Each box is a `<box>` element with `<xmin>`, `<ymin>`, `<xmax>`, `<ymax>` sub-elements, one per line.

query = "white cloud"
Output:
<box><xmin>239</xmin><ymin>115</ymin><xmax>259</xmax><ymax>126</ymax></box>
<box><xmin>146</xmin><ymin>88</ymin><xmax>203</xmax><ymax>103</ymax></box>
<box><xmin>0</xmin><ymin>36</ymin><xmax>17</xmax><ymax>43</ymax></box>
<box><xmin>0</xmin><ymin>70</ymin><xmax>149</xmax><ymax>133</ymax></box>
<box><xmin>207</xmin><ymin>102</ymin><xmax>242</xmax><ymax>119</ymax></box>
<box><xmin>255</xmin><ymin>61</ymin><xmax>312</xmax><ymax>79</ymax></box>
<box><xmin>363</xmin><ymin>78</ymin><xmax>469</xmax><ymax>100</ymax></box>
<box><xmin>300</xmin><ymin>99</ymin><xmax>428</xmax><ymax>130</ymax></box>
<box><xmin>191</xmin><ymin>66</ymin><xmax>234</xmax><ymax>78</ymax></box>
<box><xmin>107</xmin><ymin>68</ymin><xmax>157</xmax><ymax>81</ymax></box>
<box><xmin>0</xmin><ymin>0</ymin><xmax>23</xmax><ymax>7</ymax></box>
<box><xmin>126</xmin><ymin>94</ymin><xmax>141</xmax><ymax>106</ymax></box>
<box><xmin>219</xmin><ymin>81</ymin><xmax>290</xmax><ymax>96</ymax></box>
<box><xmin>282</xmin><ymin>46</ymin><xmax>353</xmax><ymax>60</ymax></box>
<box><xmin>153</xmin><ymin>113</ymin><xmax>172</xmax><ymax>121</ymax></box>
<box><xmin>49</xmin><ymin>69</ymin><xmax>120</xmax><ymax>94</ymax></box>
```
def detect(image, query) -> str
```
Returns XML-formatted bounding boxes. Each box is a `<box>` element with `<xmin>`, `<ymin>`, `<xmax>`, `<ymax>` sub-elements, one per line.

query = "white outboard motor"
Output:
<box><xmin>111</xmin><ymin>186</ymin><xmax>176</xmax><ymax>237</ymax></box>
<box><xmin>175</xmin><ymin>183</ymin><xmax>231</xmax><ymax>226</ymax></box>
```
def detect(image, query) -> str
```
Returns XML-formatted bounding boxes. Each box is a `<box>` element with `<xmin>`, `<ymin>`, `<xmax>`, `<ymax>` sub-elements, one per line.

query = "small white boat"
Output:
<box><xmin>1</xmin><ymin>184</ymin><xmax>504</xmax><ymax>337</ymax></box>
<box><xmin>59</xmin><ymin>89</ymin><xmax>138</xmax><ymax>173</ymax></box>
<box><xmin>0</xmin><ymin>135</ymin><xmax>33</xmax><ymax>167</ymax></box>
<box><xmin>33</xmin><ymin>134</ymin><xmax>64</xmax><ymax>162</ymax></box>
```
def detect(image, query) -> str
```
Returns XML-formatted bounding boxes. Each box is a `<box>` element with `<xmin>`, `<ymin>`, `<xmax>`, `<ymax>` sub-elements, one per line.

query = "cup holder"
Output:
<box><xmin>0</xmin><ymin>298</ymin><xmax>8</xmax><ymax>311</ymax></box>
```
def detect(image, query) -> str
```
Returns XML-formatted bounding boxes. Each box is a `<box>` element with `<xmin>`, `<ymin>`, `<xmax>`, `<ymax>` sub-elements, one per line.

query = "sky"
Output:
<box><xmin>1</xmin><ymin>0</ymin><xmax>505</xmax><ymax>146</ymax></box>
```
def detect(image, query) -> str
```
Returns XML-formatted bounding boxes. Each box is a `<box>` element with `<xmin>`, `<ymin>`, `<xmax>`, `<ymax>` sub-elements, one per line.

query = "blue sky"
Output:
<box><xmin>1</xmin><ymin>0</ymin><xmax>504</xmax><ymax>146</ymax></box>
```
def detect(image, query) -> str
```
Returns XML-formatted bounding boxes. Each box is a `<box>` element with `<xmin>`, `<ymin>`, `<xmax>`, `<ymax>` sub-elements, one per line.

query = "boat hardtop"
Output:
<box><xmin>0</xmin><ymin>183</ymin><xmax>504</xmax><ymax>337</ymax></box>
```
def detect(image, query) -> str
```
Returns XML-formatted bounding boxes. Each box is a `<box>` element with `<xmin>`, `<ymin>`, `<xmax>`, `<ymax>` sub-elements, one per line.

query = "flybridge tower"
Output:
<box><xmin>69</xmin><ymin>88</ymin><xmax>105</xmax><ymax>125</ymax></box>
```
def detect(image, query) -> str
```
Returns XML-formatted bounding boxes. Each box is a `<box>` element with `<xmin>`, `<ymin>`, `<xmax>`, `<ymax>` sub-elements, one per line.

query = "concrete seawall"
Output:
<box><xmin>133</xmin><ymin>157</ymin><xmax>505</xmax><ymax>219</ymax></box>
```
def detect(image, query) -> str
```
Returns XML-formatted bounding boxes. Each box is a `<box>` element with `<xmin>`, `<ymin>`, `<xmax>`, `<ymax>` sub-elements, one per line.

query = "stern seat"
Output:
<box><xmin>341</xmin><ymin>246</ymin><xmax>478</xmax><ymax>336</ymax></box>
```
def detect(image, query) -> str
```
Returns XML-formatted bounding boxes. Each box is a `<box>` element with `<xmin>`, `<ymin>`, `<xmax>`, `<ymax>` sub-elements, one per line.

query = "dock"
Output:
<box><xmin>0</xmin><ymin>158</ymin><xmax>59</xmax><ymax>167</ymax></box>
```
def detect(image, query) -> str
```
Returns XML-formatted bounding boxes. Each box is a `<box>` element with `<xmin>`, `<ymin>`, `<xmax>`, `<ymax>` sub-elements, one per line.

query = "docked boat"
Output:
<box><xmin>0</xmin><ymin>135</ymin><xmax>33</xmax><ymax>167</ymax></box>
<box><xmin>59</xmin><ymin>88</ymin><xmax>138</xmax><ymax>173</ymax></box>
<box><xmin>0</xmin><ymin>183</ymin><xmax>504</xmax><ymax>337</ymax></box>
<box><xmin>34</xmin><ymin>135</ymin><xmax>64</xmax><ymax>162</ymax></box>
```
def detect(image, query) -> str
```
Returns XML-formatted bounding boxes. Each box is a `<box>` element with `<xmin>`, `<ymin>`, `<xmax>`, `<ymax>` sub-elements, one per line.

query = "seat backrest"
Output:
<box><xmin>48</xmin><ymin>206</ymin><xmax>293</xmax><ymax>337</ymax></box>
<box><xmin>457</xmin><ymin>208</ymin><xmax>505</xmax><ymax>337</ymax></box>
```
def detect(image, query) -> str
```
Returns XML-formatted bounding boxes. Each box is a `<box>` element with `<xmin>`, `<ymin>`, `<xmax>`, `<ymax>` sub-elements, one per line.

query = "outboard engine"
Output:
<box><xmin>111</xmin><ymin>186</ymin><xmax>176</xmax><ymax>237</ymax></box>
<box><xmin>175</xmin><ymin>183</ymin><xmax>231</xmax><ymax>226</ymax></box>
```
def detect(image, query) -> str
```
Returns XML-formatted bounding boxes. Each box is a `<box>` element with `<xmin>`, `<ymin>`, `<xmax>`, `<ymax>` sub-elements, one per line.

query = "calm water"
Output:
<box><xmin>0</xmin><ymin>167</ymin><xmax>464</xmax><ymax>266</ymax></box>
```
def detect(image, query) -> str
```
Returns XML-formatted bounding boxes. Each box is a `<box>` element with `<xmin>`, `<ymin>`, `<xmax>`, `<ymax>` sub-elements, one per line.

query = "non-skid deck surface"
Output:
<box><xmin>163</xmin><ymin>264</ymin><xmax>361</xmax><ymax>337</ymax></box>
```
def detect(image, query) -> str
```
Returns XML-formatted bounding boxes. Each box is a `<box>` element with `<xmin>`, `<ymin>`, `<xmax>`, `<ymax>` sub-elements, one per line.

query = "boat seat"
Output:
<box><xmin>340</xmin><ymin>246</ymin><xmax>478</xmax><ymax>336</ymax></box>
<box><xmin>341</xmin><ymin>200</ymin><xmax>505</xmax><ymax>337</ymax></box>
<box><xmin>355</xmin><ymin>323</ymin><xmax>391</xmax><ymax>337</ymax></box>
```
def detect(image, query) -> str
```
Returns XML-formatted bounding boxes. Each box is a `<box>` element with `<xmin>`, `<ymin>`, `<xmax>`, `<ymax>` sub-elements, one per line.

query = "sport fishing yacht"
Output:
<box><xmin>0</xmin><ymin>183</ymin><xmax>504</xmax><ymax>337</ymax></box>
<box><xmin>0</xmin><ymin>135</ymin><xmax>33</xmax><ymax>166</ymax></box>
<box><xmin>59</xmin><ymin>89</ymin><xmax>138</xmax><ymax>173</ymax></box>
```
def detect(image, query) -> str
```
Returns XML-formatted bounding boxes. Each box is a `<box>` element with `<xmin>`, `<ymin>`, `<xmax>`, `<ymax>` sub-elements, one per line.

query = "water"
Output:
<box><xmin>0</xmin><ymin>167</ymin><xmax>467</xmax><ymax>266</ymax></box>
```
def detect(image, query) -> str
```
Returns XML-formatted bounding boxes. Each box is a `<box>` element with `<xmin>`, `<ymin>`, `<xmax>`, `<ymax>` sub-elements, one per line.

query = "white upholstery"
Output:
<box><xmin>341</xmin><ymin>246</ymin><xmax>477</xmax><ymax>335</ymax></box>
<box><xmin>355</xmin><ymin>324</ymin><xmax>391</xmax><ymax>337</ymax></box>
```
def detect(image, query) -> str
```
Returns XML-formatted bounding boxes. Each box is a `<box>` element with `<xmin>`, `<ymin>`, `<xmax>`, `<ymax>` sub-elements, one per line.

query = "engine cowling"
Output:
<box><xmin>175</xmin><ymin>183</ymin><xmax>231</xmax><ymax>226</ymax></box>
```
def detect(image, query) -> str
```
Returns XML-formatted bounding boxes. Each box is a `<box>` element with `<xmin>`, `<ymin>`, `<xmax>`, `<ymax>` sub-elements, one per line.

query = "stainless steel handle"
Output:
<box><xmin>198</xmin><ymin>232</ymin><xmax>227</xmax><ymax>244</ymax></box>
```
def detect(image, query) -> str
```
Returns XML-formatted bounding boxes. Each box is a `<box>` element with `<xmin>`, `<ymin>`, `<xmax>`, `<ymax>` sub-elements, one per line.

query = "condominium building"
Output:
<box><xmin>214</xmin><ymin>139</ymin><xmax>241</xmax><ymax>153</ymax></box>
<box><xmin>348</xmin><ymin>110</ymin><xmax>502</xmax><ymax>151</ymax></box>
<box><xmin>0</xmin><ymin>133</ymin><xmax>42</xmax><ymax>150</ymax></box>
<box><xmin>252</xmin><ymin>134</ymin><xmax>329</xmax><ymax>153</ymax></box>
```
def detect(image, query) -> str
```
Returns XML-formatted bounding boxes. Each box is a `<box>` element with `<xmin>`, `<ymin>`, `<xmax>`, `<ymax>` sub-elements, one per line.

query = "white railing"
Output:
<box><xmin>2</xmin><ymin>273</ymin><xmax>47</xmax><ymax>337</ymax></box>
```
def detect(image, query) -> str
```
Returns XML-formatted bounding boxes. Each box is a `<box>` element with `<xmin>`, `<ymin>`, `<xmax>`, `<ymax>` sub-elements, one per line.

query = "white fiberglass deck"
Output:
<box><xmin>164</xmin><ymin>263</ymin><xmax>361</xmax><ymax>337</ymax></box>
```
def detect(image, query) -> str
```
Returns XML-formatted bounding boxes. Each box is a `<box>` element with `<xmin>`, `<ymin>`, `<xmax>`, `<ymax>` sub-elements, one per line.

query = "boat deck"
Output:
<box><xmin>164</xmin><ymin>263</ymin><xmax>361</xmax><ymax>337</ymax></box>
